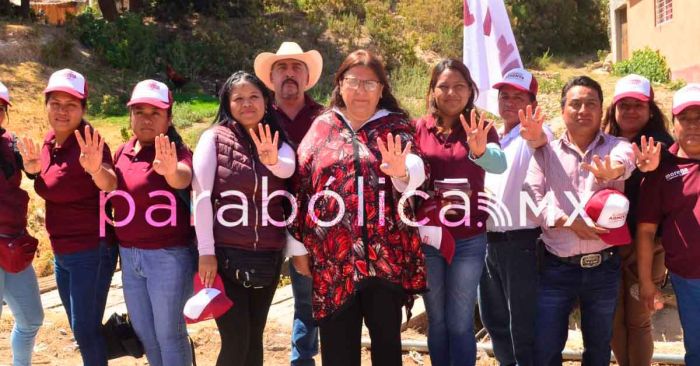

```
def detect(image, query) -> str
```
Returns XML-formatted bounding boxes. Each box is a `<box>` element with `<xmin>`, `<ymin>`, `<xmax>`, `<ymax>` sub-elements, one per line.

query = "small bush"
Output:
<box><xmin>40</xmin><ymin>36</ymin><xmax>74</xmax><ymax>67</ymax></box>
<box><xmin>613</xmin><ymin>47</ymin><xmax>670</xmax><ymax>83</ymax></box>
<box><xmin>100</xmin><ymin>94</ymin><xmax>128</xmax><ymax>116</ymax></box>
<box><xmin>531</xmin><ymin>49</ymin><xmax>553</xmax><ymax>70</ymax></box>
<box><xmin>668</xmin><ymin>79</ymin><xmax>687</xmax><ymax>91</ymax></box>
<box><xmin>120</xmin><ymin>126</ymin><xmax>132</xmax><ymax>142</ymax></box>
<box><xmin>539</xmin><ymin>73</ymin><xmax>566</xmax><ymax>94</ymax></box>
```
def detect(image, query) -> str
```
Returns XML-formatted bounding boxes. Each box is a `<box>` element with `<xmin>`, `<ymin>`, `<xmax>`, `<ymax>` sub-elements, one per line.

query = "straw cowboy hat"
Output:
<box><xmin>254</xmin><ymin>42</ymin><xmax>323</xmax><ymax>91</ymax></box>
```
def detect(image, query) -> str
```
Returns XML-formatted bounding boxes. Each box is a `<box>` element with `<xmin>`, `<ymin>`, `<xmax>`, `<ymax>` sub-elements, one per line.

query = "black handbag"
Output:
<box><xmin>101</xmin><ymin>313</ymin><xmax>144</xmax><ymax>359</ymax></box>
<box><xmin>216</xmin><ymin>247</ymin><xmax>282</xmax><ymax>289</ymax></box>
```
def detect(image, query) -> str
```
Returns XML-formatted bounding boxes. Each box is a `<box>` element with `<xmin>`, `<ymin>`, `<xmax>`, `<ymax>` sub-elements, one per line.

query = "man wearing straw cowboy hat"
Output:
<box><xmin>254</xmin><ymin>41</ymin><xmax>324</xmax><ymax>366</ymax></box>
<box><xmin>254</xmin><ymin>41</ymin><xmax>324</xmax><ymax>147</ymax></box>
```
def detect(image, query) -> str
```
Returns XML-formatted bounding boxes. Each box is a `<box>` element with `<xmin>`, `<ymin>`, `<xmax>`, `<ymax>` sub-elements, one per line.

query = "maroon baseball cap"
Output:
<box><xmin>493</xmin><ymin>68</ymin><xmax>538</xmax><ymax>96</ymax></box>
<box><xmin>585</xmin><ymin>189</ymin><xmax>631</xmax><ymax>246</ymax></box>
<box><xmin>183</xmin><ymin>274</ymin><xmax>233</xmax><ymax>324</ymax></box>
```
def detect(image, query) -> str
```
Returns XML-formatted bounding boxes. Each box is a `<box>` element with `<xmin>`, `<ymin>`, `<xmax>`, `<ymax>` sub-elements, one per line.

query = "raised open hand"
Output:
<box><xmin>581</xmin><ymin>155</ymin><xmax>624</xmax><ymax>183</ymax></box>
<box><xmin>460</xmin><ymin>109</ymin><xmax>494</xmax><ymax>158</ymax></box>
<box><xmin>519</xmin><ymin>105</ymin><xmax>546</xmax><ymax>142</ymax></box>
<box><xmin>75</xmin><ymin>125</ymin><xmax>105</xmax><ymax>175</ymax></box>
<box><xmin>632</xmin><ymin>135</ymin><xmax>662</xmax><ymax>173</ymax></box>
<box><xmin>153</xmin><ymin>134</ymin><xmax>179</xmax><ymax>176</ymax></box>
<box><xmin>18</xmin><ymin>137</ymin><xmax>41</xmax><ymax>174</ymax></box>
<box><xmin>250</xmin><ymin>123</ymin><xmax>280</xmax><ymax>166</ymax></box>
<box><xmin>377</xmin><ymin>132</ymin><xmax>411</xmax><ymax>179</ymax></box>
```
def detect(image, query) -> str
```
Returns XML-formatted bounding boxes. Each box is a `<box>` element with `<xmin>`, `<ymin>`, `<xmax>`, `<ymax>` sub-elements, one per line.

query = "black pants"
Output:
<box><xmin>214</xmin><ymin>271</ymin><xmax>280</xmax><ymax>366</ymax></box>
<box><xmin>319</xmin><ymin>281</ymin><xmax>404</xmax><ymax>366</ymax></box>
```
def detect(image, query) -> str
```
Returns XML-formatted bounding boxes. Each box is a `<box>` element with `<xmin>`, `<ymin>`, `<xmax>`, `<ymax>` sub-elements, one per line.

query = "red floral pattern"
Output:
<box><xmin>290</xmin><ymin>110</ymin><xmax>428</xmax><ymax>321</ymax></box>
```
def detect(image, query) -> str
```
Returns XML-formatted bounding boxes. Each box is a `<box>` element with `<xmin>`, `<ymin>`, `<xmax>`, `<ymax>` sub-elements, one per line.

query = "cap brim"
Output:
<box><xmin>44</xmin><ymin>86</ymin><xmax>85</xmax><ymax>100</ymax></box>
<box><xmin>254</xmin><ymin>51</ymin><xmax>323</xmax><ymax>92</ymax></box>
<box><xmin>599</xmin><ymin>225</ymin><xmax>632</xmax><ymax>246</ymax></box>
<box><xmin>0</xmin><ymin>97</ymin><xmax>10</xmax><ymax>106</ymax></box>
<box><xmin>613</xmin><ymin>92</ymin><xmax>650</xmax><ymax>104</ymax></box>
<box><xmin>127</xmin><ymin>97</ymin><xmax>170</xmax><ymax>109</ymax></box>
<box><xmin>492</xmin><ymin>81</ymin><xmax>532</xmax><ymax>94</ymax></box>
<box><xmin>673</xmin><ymin>101</ymin><xmax>700</xmax><ymax>115</ymax></box>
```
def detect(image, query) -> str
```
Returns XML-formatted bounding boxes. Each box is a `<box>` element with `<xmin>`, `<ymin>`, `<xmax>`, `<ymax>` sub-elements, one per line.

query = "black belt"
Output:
<box><xmin>487</xmin><ymin>228</ymin><xmax>541</xmax><ymax>242</ymax></box>
<box><xmin>546</xmin><ymin>247</ymin><xmax>618</xmax><ymax>268</ymax></box>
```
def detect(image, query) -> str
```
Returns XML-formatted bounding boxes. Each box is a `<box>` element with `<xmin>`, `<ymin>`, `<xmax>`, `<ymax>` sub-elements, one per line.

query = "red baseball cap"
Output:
<box><xmin>613</xmin><ymin>74</ymin><xmax>653</xmax><ymax>104</ymax></box>
<box><xmin>584</xmin><ymin>189</ymin><xmax>632</xmax><ymax>246</ymax></box>
<box><xmin>183</xmin><ymin>274</ymin><xmax>233</xmax><ymax>324</ymax></box>
<box><xmin>493</xmin><ymin>68</ymin><xmax>538</xmax><ymax>96</ymax></box>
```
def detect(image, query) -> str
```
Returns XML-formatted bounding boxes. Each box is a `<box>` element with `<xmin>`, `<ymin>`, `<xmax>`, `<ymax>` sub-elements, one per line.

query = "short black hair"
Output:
<box><xmin>560</xmin><ymin>76</ymin><xmax>603</xmax><ymax>109</ymax></box>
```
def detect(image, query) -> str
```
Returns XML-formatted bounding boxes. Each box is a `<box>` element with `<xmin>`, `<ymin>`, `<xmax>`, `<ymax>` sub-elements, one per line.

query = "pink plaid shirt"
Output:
<box><xmin>524</xmin><ymin>130</ymin><xmax>635</xmax><ymax>257</ymax></box>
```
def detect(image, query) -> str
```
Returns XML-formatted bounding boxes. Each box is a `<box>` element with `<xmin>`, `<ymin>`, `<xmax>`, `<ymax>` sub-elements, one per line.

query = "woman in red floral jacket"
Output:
<box><xmin>288</xmin><ymin>49</ymin><xmax>428</xmax><ymax>366</ymax></box>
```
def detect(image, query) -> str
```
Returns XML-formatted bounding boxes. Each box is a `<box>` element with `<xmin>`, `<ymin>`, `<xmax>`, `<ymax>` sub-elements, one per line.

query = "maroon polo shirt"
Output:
<box><xmin>34</xmin><ymin>121</ymin><xmax>114</xmax><ymax>254</ymax></box>
<box><xmin>413</xmin><ymin>114</ymin><xmax>500</xmax><ymax>240</ymax></box>
<box><xmin>272</xmin><ymin>94</ymin><xmax>324</xmax><ymax>146</ymax></box>
<box><xmin>638</xmin><ymin>143</ymin><xmax>700</xmax><ymax>279</ymax></box>
<box><xmin>112</xmin><ymin>137</ymin><xmax>194</xmax><ymax>249</ymax></box>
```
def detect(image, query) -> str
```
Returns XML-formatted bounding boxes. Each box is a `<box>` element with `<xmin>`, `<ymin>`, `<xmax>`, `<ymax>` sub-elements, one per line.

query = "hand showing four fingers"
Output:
<box><xmin>250</xmin><ymin>123</ymin><xmax>280</xmax><ymax>166</ymax></box>
<box><xmin>519</xmin><ymin>105</ymin><xmax>546</xmax><ymax>142</ymax></box>
<box><xmin>18</xmin><ymin>137</ymin><xmax>42</xmax><ymax>174</ymax></box>
<box><xmin>581</xmin><ymin>155</ymin><xmax>623</xmax><ymax>183</ymax></box>
<box><xmin>74</xmin><ymin>125</ymin><xmax>106</xmax><ymax>175</ymax></box>
<box><xmin>460</xmin><ymin>109</ymin><xmax>494</xmax><ymax>158</ymax></box>
<box><xmin>377</xmin><ymin>132</ymin><xmax>411</xmax><ymax>178</ymax></box>
<box><xmin>632</xmin><ymin>135</ymin><xmax>662</xmax><ymax>173</ymax></box>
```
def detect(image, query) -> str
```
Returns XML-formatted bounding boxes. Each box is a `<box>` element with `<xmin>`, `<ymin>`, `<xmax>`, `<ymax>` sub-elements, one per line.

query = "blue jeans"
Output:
<box><xmin>290</xmin><ymin>261</ymin><xmax>318</xmax><ymax>366</ymax></box>
<box><xmin>478</xmin><ymin>229</ymin><xmax>540</xmax><ymax>366</ymax></box>
<box><xmin>670</xmin><ymin>273</ymin><xmax>700</xmax><ymax>366</ymax></box>
<box><xmin>0</xmin><ymin>265</ymin><xmax>44</xmax><ymax>366</ymax></box>
<box><xmin>120</xmin><ymin>246</ymin><xmax>194</xmax><ymax>366</ymax></box>
<box><xmin>422</xmin><ymin>233</ymin><xmax>487</xmax><ymax>366</ymax></box>
<box><xmin>54</xmin><ymin>241</ymin><xmax>117</xmax><ymax>366</ymax></box>
<box><xmin>534</xmin><ymin>252</ymin><xmax>620</xmax><ymax>366</ymax></box>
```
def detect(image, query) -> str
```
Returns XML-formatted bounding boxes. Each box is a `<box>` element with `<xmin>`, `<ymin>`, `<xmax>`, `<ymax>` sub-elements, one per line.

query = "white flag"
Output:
<box><xmin>463</xmin><ymin>0</ymin><xmax>522</xmax><ymax>115</ymax></box>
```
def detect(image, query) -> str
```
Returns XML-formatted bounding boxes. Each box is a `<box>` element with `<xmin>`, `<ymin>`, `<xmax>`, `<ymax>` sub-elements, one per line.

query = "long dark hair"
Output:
<box><xmin>426</xmin><ymin>58</ymin><xmax>478</xmax><ymax>128</ymax></box>
<box><xmin>329</xmin><ymin>49</ymin><xmax>408</xmax><ymax>117</ymax></box>
<box><xmin>602</xmin><ymin>99</ymin><xmax>670</xmax><ymax>140</ymax></box>
<box><xmin>213</xmin><ymin>71</ymin><xmax>288</xmax><ymax>145</ymax></box>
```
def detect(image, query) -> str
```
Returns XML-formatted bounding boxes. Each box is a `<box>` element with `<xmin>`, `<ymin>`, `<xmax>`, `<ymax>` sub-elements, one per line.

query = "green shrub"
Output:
<box><xmin>506</xmin><ymin>0</ymin><xmax>609</xmax><ymax>61</ymax></box>
<box><xmin>397</xmin><ymin>0</ymin><xmax>462</xmax><ymax>59</ymax></box>
<box><xmin>120</xmin><ymin>126</ymin><xmax>132</xmax><ymax>142</ymax></box>
<box><xmin>40</xmin><ymin>36</ymin><xmax>75</xmax><ymax>67</ymax></box>
<box><xmin>612</xmin><ymin>47</ymin><xmax>670</xmax><ymax>83</ymax></box>
<box><xmin>100</xmin><ymin>94</ymin><xmax>128</xmax><ymax>116</ymax></box>
<box><xmin>538</xmin><ymin>73</ymin><xmax>566</xmax><ymax>94</ymax></box>
<box><xmin>668</xmin><ymin>79</ymin><xmax>687</xmax><ymax>91</ymax></box>
<box><xmin>531</xmin><ymin>49</ymin><xmax>553</xmax><ymax>70</ymax></box>
<box><xmin>364</xmin><ymin>1</ymin><xmax>417</xmax><ymax>71</ymax></box>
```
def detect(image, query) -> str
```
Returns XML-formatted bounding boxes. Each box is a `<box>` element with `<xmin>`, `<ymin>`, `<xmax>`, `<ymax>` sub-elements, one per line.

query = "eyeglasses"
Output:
<box><xmin>342</xmin><ymin>77</ymin><xmax>382</xmax><ymax>92</ymax></box>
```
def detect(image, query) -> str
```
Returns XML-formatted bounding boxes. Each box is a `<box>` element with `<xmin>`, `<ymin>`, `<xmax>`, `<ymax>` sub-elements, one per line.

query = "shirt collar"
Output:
<box><xmin>560</xmin><ymin>129</ymin><xmax>606</xmax><ymax>155</ymax></box>
<box><xmin>500</xmin><ymin>124</ymin><xmax>522</xmax><ymax>145</ymax></box>
<box><xmin>45</xmin><ymin>120</ymin><xmax>88</xmax><ymax>149</ymax></box>
<box><xmin>273</xmin><ymin>94</ymin><xmax>321</xmax><ymax>119</ymax></box>
<box><xmin>333</xmin><ymin>107</ymin><xmax>392</xmax><ymax>131</ymax></box>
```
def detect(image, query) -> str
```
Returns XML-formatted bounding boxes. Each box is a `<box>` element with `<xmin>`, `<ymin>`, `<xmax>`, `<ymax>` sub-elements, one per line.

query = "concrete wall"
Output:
<box><xmin>610</xmin><ymin>0</ymin><xmax>700</xmax><ymax>82</ymax></box>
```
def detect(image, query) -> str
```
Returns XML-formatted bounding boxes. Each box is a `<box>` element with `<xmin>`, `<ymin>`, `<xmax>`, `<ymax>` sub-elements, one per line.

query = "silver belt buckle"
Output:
<box><xmin>580</xmin><ymin>253</ymin><xmax>602</xmax><ymax>268</ymax></box>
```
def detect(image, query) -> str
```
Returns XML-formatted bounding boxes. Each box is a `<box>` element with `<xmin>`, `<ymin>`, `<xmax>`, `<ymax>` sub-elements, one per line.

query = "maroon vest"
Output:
<box><xmin>211</xmin><ymin>123</ymin><xmax>287</xmax><ymax>251</ymax></box>
<box><xmin>0</xmin><ymin>130</ymin><xmax>29</xmax><ymax>235</ymax></box>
